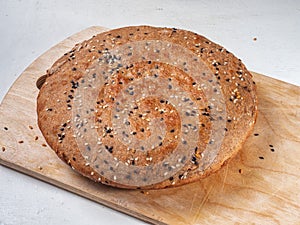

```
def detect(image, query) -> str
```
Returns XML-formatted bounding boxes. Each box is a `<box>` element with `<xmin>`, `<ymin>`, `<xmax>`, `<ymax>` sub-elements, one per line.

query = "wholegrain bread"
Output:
<box><xmin>37</xmin><ymin>26</ymin><xmax>257</xmax><ymax>189</ymax></box>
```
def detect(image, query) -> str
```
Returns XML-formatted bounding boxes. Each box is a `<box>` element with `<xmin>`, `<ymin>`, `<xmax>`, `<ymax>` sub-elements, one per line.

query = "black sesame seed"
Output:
<box><xmin>254</xmin><ymin>133</ymin><xmax>259</xmax><ymax>136</ymax></box>
<box><xmin>132</xmin><ymin>132</ymin><xmax>137</xmax><ymax>135</ymax></box>
<box><xmin>269</xmin><ymin>145</ymin><xmax>273</xmax><ymax>147</ymax></box>
<box><xmin>196</xmin><ymin>97</ymin><xmax>201</xmax><ymax>101</ymax></box>
<box><xmin>169</xmin><ymin>176</ymin><xmax>174</xmax><ymax>181</ymax></box>
<box><xmin>4</xmin><ymin>127</ymin><xmax>8</xmax><ymax>130</ymax></box>
<box><xmin>148</xmin><ymin>60</ymin><xmax>152</xmax><ymax>64</ymax></box>
<box><xmin>72</xmin><ymin>67</ymin><xmax>77</xmax><ymax>71</ymax></box>
<box><xmin>140</xmin><ymin>128</ymin><xmax>145</xmax><ymax>132</ymax></box>
<box><xmin>259</xmin><ymin>156</ymin><xmax>264</xmax><ymax>160</ymax></box>
<box><xmin>270</xmin><ymin>148</ymin><xmax>275</xmax><ymax>152</ymax></box>
<box><xmin>105</xmin><ymin>127</ymin><xmax>112</xmax><ymax>133</ymax></box>
<box><xmin>227</xmin><ymin>119</ymin><xmax>232</xmax><ymax>122</ymax></box>
<box><xmin>108</xmin><ymin>146</ymin><xmax>113</xmax><ymax>153</ymax></box>
<box><xmin>170</xmin><ymin>129</ymin><xmax>175</xmax><ymax>133</ymax></box>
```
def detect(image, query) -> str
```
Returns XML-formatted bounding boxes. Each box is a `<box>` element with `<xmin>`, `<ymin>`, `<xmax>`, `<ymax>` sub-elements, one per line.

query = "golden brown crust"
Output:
<box><xmin>37</xmin><ymin>26</ymin><xmax>257</xmax><ymax>189</ymax></box>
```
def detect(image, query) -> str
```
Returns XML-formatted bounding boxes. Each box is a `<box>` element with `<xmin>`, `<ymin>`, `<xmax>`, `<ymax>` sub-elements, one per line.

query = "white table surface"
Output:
<box><xmin>0</xmin><ymin>1</ymin><xmax>299</xmax><ymax>225</ymax></box>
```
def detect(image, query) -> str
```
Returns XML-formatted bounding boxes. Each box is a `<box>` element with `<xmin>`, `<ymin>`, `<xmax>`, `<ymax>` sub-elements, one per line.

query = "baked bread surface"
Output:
<box><xmin>37</xmin><ymin>26</ymin><xmax>257</xmax><ymax>189</ymax></box>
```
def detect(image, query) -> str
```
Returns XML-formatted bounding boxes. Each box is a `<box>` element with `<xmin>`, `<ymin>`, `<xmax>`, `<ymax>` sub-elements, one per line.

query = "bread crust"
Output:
<box><xmin>37</xmin><ymin>26</ymin><xmax>257</xmax><ymax>189</ymax></box>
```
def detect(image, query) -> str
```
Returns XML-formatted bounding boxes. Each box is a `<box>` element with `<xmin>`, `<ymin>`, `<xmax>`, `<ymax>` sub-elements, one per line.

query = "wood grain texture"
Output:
<box><xmin>0</xmin><ymin>26</ymin><xmax>299</xmax><ymax>225</ymax></box>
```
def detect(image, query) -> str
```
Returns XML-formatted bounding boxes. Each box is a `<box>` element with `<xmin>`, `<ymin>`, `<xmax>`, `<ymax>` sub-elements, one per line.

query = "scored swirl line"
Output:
<box><xmin>71</xmin><ymin>40</ymin><xmax>227</xmax><ymax>186</ymax></box>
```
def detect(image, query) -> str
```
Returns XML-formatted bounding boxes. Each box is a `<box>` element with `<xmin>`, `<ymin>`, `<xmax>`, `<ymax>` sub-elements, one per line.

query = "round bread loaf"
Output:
<box><xmin>37</xmin><ymin>26</ymin><xmax>257</xmax><ymax>189</ymax></box>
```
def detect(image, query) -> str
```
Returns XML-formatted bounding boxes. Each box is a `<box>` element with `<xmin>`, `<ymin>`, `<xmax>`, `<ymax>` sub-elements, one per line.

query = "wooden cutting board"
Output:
<box><xmin>0</xmin><ymin>26</ymin><xmax>299</xmax><ymax>225</ymax></box>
